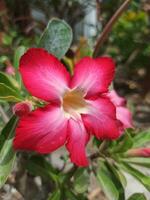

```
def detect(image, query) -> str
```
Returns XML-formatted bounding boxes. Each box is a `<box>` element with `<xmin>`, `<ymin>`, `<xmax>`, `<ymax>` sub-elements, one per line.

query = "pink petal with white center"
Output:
<box><xmin>82</xmin><ymin>97</ymin><xmax>121</xmax><ymax>140</ymax></box>
<box><xmin>108</xmin><ymin>90</ymin><xmax>126</xmax><ymax>106</ymax></box>
<box><xmin>71</xmin><ymin>57</ymin><xmax>115</xmax><ymax>97</ymax></box>
<box><xmin>116</xmin><ymin>107</ymin><xmax>133</xmax><ymax>129</ymax></box>
<box><xmin>13</xmin><ymin>105</ymin><xmax>68</xmax><ymax>153</ymax></box>
<box><xmin>19</xmin><ymin>48</ymin><xmax>70</xmax><ymax>102</ymax></box>
<box><xmin>66</xmin><ymin>118</ymin><xmax>89</xmax><ymax>166</ymax></box>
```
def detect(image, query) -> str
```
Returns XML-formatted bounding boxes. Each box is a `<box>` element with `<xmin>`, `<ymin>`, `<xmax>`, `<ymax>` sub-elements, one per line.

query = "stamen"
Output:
<box><xmin>62</xmin><ymin>89</ymin><xmax>88</xmax><ymax>118</ymax></box>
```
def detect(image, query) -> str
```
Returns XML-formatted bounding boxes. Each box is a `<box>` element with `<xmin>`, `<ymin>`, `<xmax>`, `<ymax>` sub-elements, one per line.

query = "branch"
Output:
<box><xmin>93</xmin><ymin>0</ymin><xmax>132</xmax><ymax>58</ymax></box>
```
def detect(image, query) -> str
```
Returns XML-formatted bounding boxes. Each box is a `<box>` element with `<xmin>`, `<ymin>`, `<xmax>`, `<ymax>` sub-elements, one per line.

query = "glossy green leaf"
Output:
<box><xmin>97</xmin><ymin>161</ymin><xmax>119</xmax><ymax>200</ymax></box>
<box><xmin>0</xmin><ymin>116</ymin><xmax>18</xmax><ymax>188</ymax></box>
<box><xmin>106</xmin><ymin>159</ymin><xmax>127</xmax><ymax>188</ymax></box>
<box><xmin>117</xmin><ymin>162</ymin><xmax>150</xmax><ymax>191</ymax></box>
<box><xmin>133</xmin><ymin>130</ymin><xmax>150</xmax><ymax>148</ymax></box>
<box><xmin>0</xmin><ymin>72</ymin><xmax>19</xmax><ymax>90</ymax></box>
<box><xmin>105</xmin><ymin>159</ymin><xmax>125</xmax><ymax>200</ymax></box>
<box><xmin>0</xmin><ymin>116</ymin><xmax>17</xmax><ymax>151</ymax></box>
<box><xmin>73</xmin><ymin>168</ymin><xmax>89</xmax><ymax>194</ymax></box>
<box><xmin>38</xmin><ymin>18</ymin><xmax>73</xmax><ymax>59</ymax></box>
<box><xmin>110</xmin><ymin>130</ymin><xmax>133</xmax><ymax>153</ymax></box>
<box><xmin>0</xmin><ymin>83</ymin><xmax>22</xmax><ymax>102</ymax></box>
<box><xmin>128</xmin><ymin>193</ymin><xmax>147</xmax><ymax>200</ymax></box>
<box><xmin>120</xmin><ymin>157</ymin><xmax>150</xmax><ymax>168</ymax></box>
<box><xmin>13</xmin><ymin>46</ymin><xmax>26</xmax><ymax>68</ymax></box>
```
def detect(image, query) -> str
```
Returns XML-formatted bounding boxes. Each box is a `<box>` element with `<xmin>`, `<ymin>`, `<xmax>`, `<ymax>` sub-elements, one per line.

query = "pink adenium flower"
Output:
<box><xmin>127</xmin><ymin>148</ymin><xmax>150</xmax><ymax>157</ymax></box>
<box><xmin>108</xmin><ymin>90</ymin><xmax>133</xmax><ymax>130</ymax></box>
<box><xmin>13</xmin><ymin>48</ymin><xmax>122</xmax><ymax>166</ymax></box>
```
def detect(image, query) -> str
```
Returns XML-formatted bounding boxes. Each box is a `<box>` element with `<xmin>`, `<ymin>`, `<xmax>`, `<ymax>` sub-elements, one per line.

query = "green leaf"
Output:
<box><xmin>73</xmin><ymin>168</ymin><xmax>89</xmax><ymax>194</ymax></box>
<box><xmin>26</xmin><ymin>155</ymin><xmax>59</xmax><ymax>184</ymax></box>
<box><xmin>38</xmin><ymin>18</ymin><xmax>73</xmax><ymax>59</ymax></box>
<box><xmin>15</xmin><ymin>72</ymin><xmax>22</xmax><ymax>89</ymax></box>
<box><xmin>106</xmin><ymin>159</ymin><xmax>127</xmax><ymax>188</ymax></box>
<box><xmin>0</xmin><ymin>83</ymin><xmax>22</xmax><ymax>102</ymax></box>
<box><xmin>120</xmin><ymin>157</ymin><xmax>150</xmax><ymax>168</ymax></box>
<box><xmin>2</xmin><ymin>34</ymin><xmax>12</xmax><ymax>46</ymax></box>
<box><xmin>65</xmin><ymin>191</ymin><xmax>81</xmax><ymax>200</ymax></box>
<box><xmin>0</xmin><ymin>72</ymin><xmax>19</xmax><ymax>90</ymax></box>
<box><xmin>110</xmin><ymin>130</ymin><xmax>133</xmax><ymax>153</ymax></box>
<box><xmin>13</xmin><ymin>46</ymin><xmax>26</xmax><ymax>68</ymax></box>
<box><xmin>0</xmin><ymin>56</ymin><xmax>8</xmax><ymax>64</ymax></box>
<box><xmin>133</xmin><ymin>130</ymin><xmax>150</xmax><ymax>148</ymax></box>
<box><xmin>0</xmin><ymin>116</ymin><xmax>18</xmax><ymax>188</ymax></box>
<box><xmin>117</xmin><ymin>162</ymin><xmax>150</xmax><ymax>191</ymax></box>
<box><xmin>0</xmin><ymin>116</ymin><xmax>17</xmax><ymax>151</ymax></box>
<box><xmin>128</xmin><ymin>193</ymin><xmax>147</xmax><ymax>200</ymax></box>
<box><xmin>48</xmin><ymin>190</ymin><xmax>61</xmax><ymax>200</ymax></box>
<box><xmin>97</xmin><ymin>161</ymin><xmax>119</xmax><ymax>200</ymax></box>
<box><xmin>105</xmin><ymin>159</ymin><xmax>125</xmax><ymax>200</ymax></box>
<box><xmin>62</xmin><ymin>57</ymin><xmax>74</xmax><ymax>75</ymax></box>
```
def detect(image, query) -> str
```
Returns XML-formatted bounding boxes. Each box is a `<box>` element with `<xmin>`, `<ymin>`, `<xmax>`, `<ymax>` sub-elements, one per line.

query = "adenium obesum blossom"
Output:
<box><xmin>14</xmin><ymin>48</ymin><xmax>128</xmax><ymax>166</ymax></box>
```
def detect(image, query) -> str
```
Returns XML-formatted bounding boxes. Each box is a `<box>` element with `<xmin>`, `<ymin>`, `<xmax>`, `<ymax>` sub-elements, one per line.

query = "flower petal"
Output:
<box><xmin>107</xmin><ymin>90</ymin><xmax>133</xmax><ymax>130</ymax></box>
<box><xmin>13</xmin><ymin>105</ymin><xmax>68</xmax><ymax>153</ymax></box>
<box><xmin>116</xmin><ymin>107</ymin><xmax>133</xmax><ymax>129</ymax></box>
<box><xmin>66</xmin><ymin>119</ymin><xmax>89</xmax><ymax>166</ymax></box>
<box><xmin>19</xmin><ymin>48</ymin><xmax>70</xmax><ymax>101</ymax></box>
<box><xmin>82</xmin><ymin>97</ymin><xmax>121</xmax><ymax>140</ymax></box>
<box><xmin>108</xmin><ymin>90</ymin><xmax>126</xmax><ymax>106</ymax></box>
<box><xmin>71</xmin><ymin>57</ymin><xmax>115</xmax><ymax>97</ymax></box>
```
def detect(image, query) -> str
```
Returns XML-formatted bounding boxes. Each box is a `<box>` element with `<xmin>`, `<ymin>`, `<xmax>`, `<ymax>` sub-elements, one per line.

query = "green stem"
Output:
<box><xmin>99</xmin><ymin>140</ymin><xmax>109</xmax><ymax>153</ymax></box>
<box><xmin>0</xmin><ymin>105</ymin><xmax>9</xmax><ymax>123</ymax></box>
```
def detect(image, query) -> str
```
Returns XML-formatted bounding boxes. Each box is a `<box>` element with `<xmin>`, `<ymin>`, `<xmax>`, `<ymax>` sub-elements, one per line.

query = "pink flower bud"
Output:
<box><xmin>12</xmin><ymin>101</ymin><xmax>33</xmax><ymax>117</ymax></box>
<box><xmin>5</xmin><ymin>65</ymin><xmax>15</xmax><ymax>76</ymax></box>
<box><xmin>127</xmin><ymin>148</ymin><xmax>150</xmax><ymax>157</ymax></box>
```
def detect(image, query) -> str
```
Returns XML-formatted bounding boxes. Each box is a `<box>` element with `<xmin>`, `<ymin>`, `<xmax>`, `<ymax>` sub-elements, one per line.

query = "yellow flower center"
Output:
<box><xmin>62</xmin><ymin>89</ymin><xmax>88</xmax><ymax>118</ymax></box>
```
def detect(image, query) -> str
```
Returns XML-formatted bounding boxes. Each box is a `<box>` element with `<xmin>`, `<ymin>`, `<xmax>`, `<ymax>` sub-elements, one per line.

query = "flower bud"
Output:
<box><xmin>5</xmin><ymin>65</ymin><xmax>15</xmax><ymax>76</ymax></box>
<box><xmin>127</xmin><ymin>148</ymin><xmax>150</xmax><ymax>157</ymax></box>
<box><xmin>12</xmin><ymin>101</ymin><xmax>33</xmax><ymax>117</ymax></box>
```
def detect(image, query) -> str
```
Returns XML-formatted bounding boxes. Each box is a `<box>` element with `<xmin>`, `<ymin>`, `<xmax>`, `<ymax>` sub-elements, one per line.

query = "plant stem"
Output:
<box><xmin>99</xmin><ymin>140</ymin><xmax>109</xmax><ymax>152</ymax></box>
<box><xmin>93</xmin><ymin>0</ymin><xmax>132</xmax><ymax>58</ymax></box>
<box><xmin>0</xmin><ymin>105</ymin><xmax>9</xmax><ymax>123</ymax></box>
<box><xmin>89</xmin><ymin>140</ymin><xmax>109</xmax><ymax>160</ymax></box>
